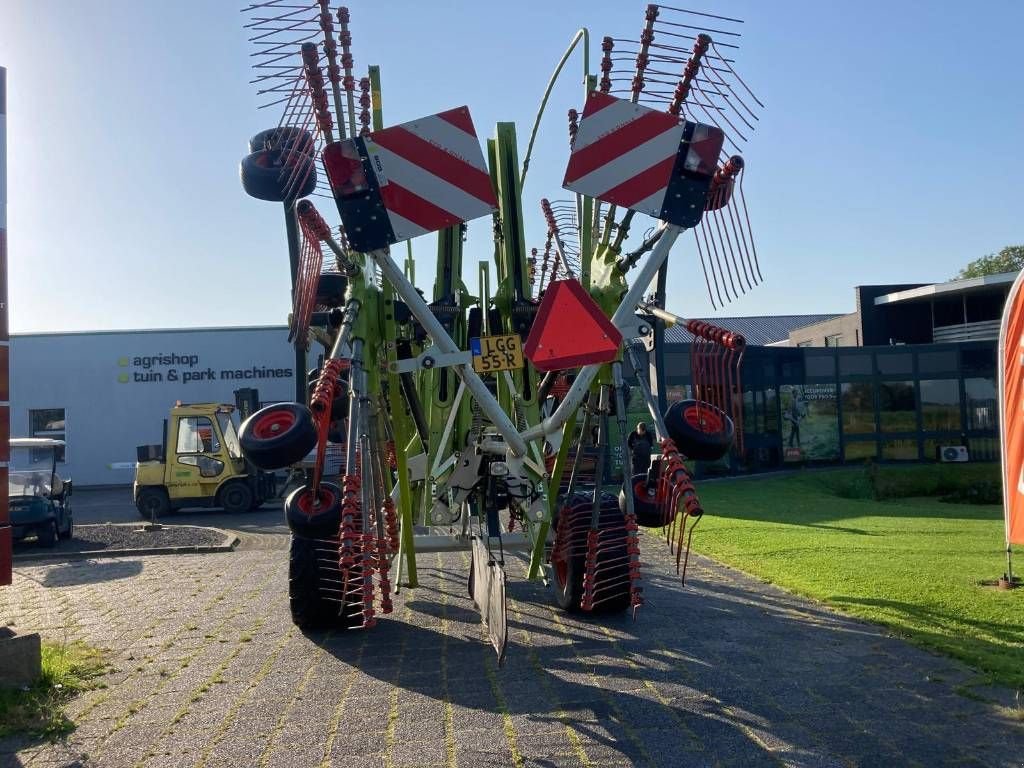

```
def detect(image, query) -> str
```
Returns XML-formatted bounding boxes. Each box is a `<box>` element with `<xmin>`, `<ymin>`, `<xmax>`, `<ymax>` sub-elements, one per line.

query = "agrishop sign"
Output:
<box><xmin>116</xmin><ymin>353</ymin><xmax>293</xmax><ymax>385</ymax></box>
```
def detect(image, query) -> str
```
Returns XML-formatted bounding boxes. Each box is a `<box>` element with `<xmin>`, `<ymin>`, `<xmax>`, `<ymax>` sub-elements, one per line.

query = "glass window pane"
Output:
<box><xmin>839</xmin><ymin>354</ymin><xmax>873</xmax><ymax>376</ymax></box>
<box><xmin>964</xmin><ymin>377</ymin><xmax>997</xmax><ymax>430</ymax></box>
<box><xmin>805</xmin><ymin>353</ymin><xmax>836</xmax><ymax>378</ymax></box>
<box><xmin>968</xmin><ymin>436</ymin><xmax>1000</xmax><ymax>461</ymax></box>
<box><xmin>918</xmin><ymin>350</ymin><xmax>958</xmax><ymax>375</ymax></box>
<box><xmin>29</xmin><ymin>408</ymin><xmax>66</xmax><ymax>462</ymax></box>
<box><xmin>883</xmin><ymin>438</ymin><xmax>919</xmax><ymax>460</ymax></box>
<box><xmin>879</xmin><ymin>381</ymin><xmax>916</xmax><ymax>432</ymax></box>
<box><xmin>841</xmin><ymin>382</ymin><xmax>875</xmax><ymax>434</ymax></box>
<box><xmin>176</xmin><ymin>417</ymin><xmax>219</xmax><ymax>453</ymax></box>
<box><xmin>919</xmin><ymin>379</ymin><xmax>961</xmax><ymax>431</ymax></box>
<box><xmin>762</xmin><ymin>388</ymin><xmax>778</xmax><ymax>434</ymax></box>
<box><xmin>876</xmin><ymin>353</ymin><xmax>913</xmax><ymax>375</ymax></box>
<box><xmin>844</xmin><ymin>440</ymin><xmax>877</xmax><ymax>462</ymax></box>
<box><xmin>933</xmin><ymin>296</ymin><xmax>963</xmax><ymax>327</ymax></box>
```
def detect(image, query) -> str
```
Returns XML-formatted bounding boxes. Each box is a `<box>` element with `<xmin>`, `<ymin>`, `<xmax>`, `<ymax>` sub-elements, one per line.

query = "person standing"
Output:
<box><xmin>627</xmin><ymin>422</ymin><xmax>653</xmax><ymax>474</ymax></box>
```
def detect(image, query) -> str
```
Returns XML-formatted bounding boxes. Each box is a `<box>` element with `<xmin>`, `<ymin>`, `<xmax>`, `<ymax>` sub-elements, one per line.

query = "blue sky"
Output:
<box><xmin>2</xmin><ymin>0</ymin><xmax>1022</xmax><ymax>333</ymax></box>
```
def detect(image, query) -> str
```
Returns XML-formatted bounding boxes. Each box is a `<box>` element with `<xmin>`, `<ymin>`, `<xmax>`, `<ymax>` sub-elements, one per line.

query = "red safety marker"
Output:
<box><xmin>524</xmin><ymin>280</ymin><xmax>623</xmax><ymax>371</ymax></box>
<box><xmin>562</xmin><ymin>91</ymin><xmax>723</xmax><ymax>228</ymax></box>
<box><xmin>324</xmin><ymin>106</ymin><xmax>498</xmax><ymax>252</ymax></box>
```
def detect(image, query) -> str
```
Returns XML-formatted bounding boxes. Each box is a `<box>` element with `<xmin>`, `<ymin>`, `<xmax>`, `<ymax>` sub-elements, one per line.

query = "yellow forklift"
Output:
<box><xmin>133</xmin><ymin>389</ymin><xmax>277</xmax><ymax>518</ymax></box>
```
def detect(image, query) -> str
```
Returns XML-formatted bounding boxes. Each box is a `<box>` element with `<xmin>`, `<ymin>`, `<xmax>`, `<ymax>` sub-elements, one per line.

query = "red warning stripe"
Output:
<box><xmin>581</xmin><ymin>89</ymin><xmax>616</xmax><ymax>118</ymax></box>
<box><xmin>436</xmin><ymin>106</ymin><xmax>476</xmax><ymax>136</ymax></box>
<box><xmin>371</xmin><ymin>127</ymin><xmax>496</xmax><ymax>206</ymax></box>
<box><xmin>597</xmin><ymin>155</ymin><xmax>676</xmax><ymax>209</ymax></box>
<box><xmin>564</xmin><ymin>111</ymin><xmax>678</xmax><ymax>185</ymax></box>
<box><xmin>379</xmin><ymin>180</ymin><xmax>464</xmax><ymax>234</ymax></box>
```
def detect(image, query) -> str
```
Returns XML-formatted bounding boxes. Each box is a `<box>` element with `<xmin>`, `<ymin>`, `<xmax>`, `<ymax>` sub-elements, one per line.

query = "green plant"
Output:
<box><xmin>0</xmin><ymin>641</ymin><xmax>108</xmax><ymax>739</ymax></box>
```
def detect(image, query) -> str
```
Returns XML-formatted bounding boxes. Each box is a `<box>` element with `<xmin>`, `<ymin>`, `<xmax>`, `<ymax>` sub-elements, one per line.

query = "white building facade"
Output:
<box><xmin>10</xmin><ymin>326</ymin><xmax>297</xmax><ymax>486</ymax></box>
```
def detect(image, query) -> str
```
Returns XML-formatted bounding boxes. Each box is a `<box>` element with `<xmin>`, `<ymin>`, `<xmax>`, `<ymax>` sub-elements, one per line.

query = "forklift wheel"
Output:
<box><xmin>239</xmin><ymin>149</ymin><xmax>317</xmax><ymax>202</ymax></box>
<box><xmin>289</xmin><ymin>534</ymin><xmax>361</xmax><ymax>631</ymax></box>
<box><xmin>663</xmin><ymin>400</ymin><xmax>735</xmax><ymax>462</ymax></box>
<box><xmin>219</xmin><ymin>481</ymin><xmax>255</xmax><ymax>514</ymax></box>
<box><xmin>248</xmin><ymin>126</ymin><xmax>315</xmax><ymax>155</ymax></box>
<box><xmin>136</xmin><ymin>487</ymin><xmax>171</xmax><ymax>520</ymax></box>
<box><xmin>551</xmin><ymin>491</ymin><xmax>631</xmax><ymax>615</ymax></box>
<box><xmin>239</xmin><ymin>403</ymin><xmax>317</xmax><ymax>471</ymax></box>
<box><xmin>619</xmin><ymin>474</ymin><xmax>664</xmax><ymax>528</ymax></box>
<box><xmin>284</xmin><ymin>482</ymin><xmax>342</xmax><ymax>539</ymax></box>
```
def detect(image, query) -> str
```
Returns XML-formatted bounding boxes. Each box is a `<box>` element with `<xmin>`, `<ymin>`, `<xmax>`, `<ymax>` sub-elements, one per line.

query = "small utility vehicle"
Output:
<box><xmin>9</xmin><ymin>438</ymin><xmax>73</xmax><ymax>547</ymax></box>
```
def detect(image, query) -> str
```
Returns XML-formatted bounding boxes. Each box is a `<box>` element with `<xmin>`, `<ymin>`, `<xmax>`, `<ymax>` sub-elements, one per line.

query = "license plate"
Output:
<box><xmin>470</xmin><ymin>334</ymin><xmax>524</xmax><ymax>374</ymax></box>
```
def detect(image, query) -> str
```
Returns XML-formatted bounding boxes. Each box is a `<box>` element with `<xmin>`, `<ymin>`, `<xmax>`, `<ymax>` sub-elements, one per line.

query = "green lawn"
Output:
<box><xmin>693</xmin><ymin>469</ymin><xmax>1024</xmax><ymax>689</ymax></box>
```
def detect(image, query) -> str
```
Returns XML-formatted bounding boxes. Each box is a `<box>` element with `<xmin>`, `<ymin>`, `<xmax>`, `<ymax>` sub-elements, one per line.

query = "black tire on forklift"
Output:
<box><xmin>315</xmin><ymin>273</ymin><xmax>348</xmax><ymax>308</ymax></box>
<box><xmin>663</xmin><ymin>399</ymin><xmax>735</xmax><ymax>461</ymax></box>
<box><xmin>284</xmin><ymin>482</ymin><xmax>342</xmax><ymax>539</ymax></box>
<box><xmin>239</xmin><ymin>403</ymin><xmax>318</xmax><ymax>471</ymax></box>
<box><xmin>619</xmin><ymin>473</ymin><xmax>664</xmax><ymax>528</ymax></box>
<box><xmin>37</xmin><ymin>520</ymin><xmax>58</xmax><ymax>548</ymax></box>
<box><xmin>239</xmin><ymin>149</ymin><xmax>317</xmax><ymax>203</ymax></box>
<box><xmin>136</xmin><ymin>487</ymin><xmax>171</xmax><ymax>520</ymax></box>
<box><xmin>248</xmin><ymin>127</ymin><xmax>315</xmax><ymax>155</ymax></box>
<box><xmin>551</xmin><ymin>490</ymin><xmax>631</xmax><ymax>615</ymax></box>
<box><xmin>289</xmin><ymin>534</ymin><xmax>361</xmax><ymax>631</ymax></box>
<box><xmin>219</xmin><ymin>481</ymin><xmax>255</xmax><ymax>514</ymax></box>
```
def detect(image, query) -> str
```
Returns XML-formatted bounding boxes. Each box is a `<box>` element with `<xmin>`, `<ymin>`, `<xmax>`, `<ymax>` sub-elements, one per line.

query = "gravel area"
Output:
<box><xmin>13</xmin><ymin>523</ymin><xmax>229</xmax><ymax>556</ymax></box>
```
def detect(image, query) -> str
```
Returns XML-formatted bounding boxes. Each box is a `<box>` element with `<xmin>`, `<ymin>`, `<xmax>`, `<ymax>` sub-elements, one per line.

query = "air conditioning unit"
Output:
<box><xmin>939</xmin><ymin>445</ymin><xmax>969</xmax><ymax>463</ymax></box>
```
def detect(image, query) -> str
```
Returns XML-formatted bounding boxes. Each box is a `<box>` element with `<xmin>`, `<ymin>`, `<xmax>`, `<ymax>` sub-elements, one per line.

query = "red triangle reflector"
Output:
<box><xmin>524</xmin><ymin>280</ymin><xmax>623</xmax><ymax>372</ymax></box>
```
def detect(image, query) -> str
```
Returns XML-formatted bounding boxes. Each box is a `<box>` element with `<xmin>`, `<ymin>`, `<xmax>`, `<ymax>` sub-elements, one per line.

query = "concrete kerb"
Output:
<box><xmin>11</xmin><ymin>525</ymin><xmax>240</xmax><ymax>562</ymax></box>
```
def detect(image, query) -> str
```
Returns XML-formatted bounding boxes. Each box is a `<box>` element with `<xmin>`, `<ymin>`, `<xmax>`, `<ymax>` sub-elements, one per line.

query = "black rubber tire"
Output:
<box><xmin>248</xmin><ymin>127</ymin><xmax>315</xmax><ymax>155</ymax></box>
<box><xmin>289</xmin><ymin>534</ymin><xmax>361</xmax><ymax>631</ymax></box>
<box><xmin>239</xmin><ymin>403</ymin><xmax>318</xmax><ymax>471</ymax></box>
<box><xmin>136</xmin><ymin>487</ymin><xmax>171</xmax><ymax>520</ymax></box>
<box><xmin>552</xmin><ymin>491</ymin><xmax>631</xmax><ymax>615</ymax></box>
<box><xmin>285</xmin><ymin>482</ymin><xmax>342</xmax><ymax>539</ymax></box>
<box><xmin>663</xmin><ymin>399</ymin><xmax>735</xmax><ymax>461</ymax></box>
<box><xmin>316</xmin><ymin>273</ymin><xmax>349</xmax><ymax>308</ymax></box>
<box><xmin>60</xmin><ymin>514</ymin><xmax>74</xmax><ymax>540</ymax></box>
<box><xmin>37</xmin><ymin>520</ymin><xmax>58</xmax><ymax>548</ymax></box>
<box><xmin>219</xmin><ymin>481</ymin><xmax>254</xmax><ymax>514</ymax></box>
<box><xmin>306</xmin><ymin>376</ymin><xmax>348</xmax><ymax>422</ymax></box>
<box><xmin>619</xmin><ymin>473</ymin><xmax>664</xmax><ymax>528</ymax></box>
<box><xmin>239</xmin><ymin>149</ymin><xmax>317</xmax><ymax>202</ymax></box>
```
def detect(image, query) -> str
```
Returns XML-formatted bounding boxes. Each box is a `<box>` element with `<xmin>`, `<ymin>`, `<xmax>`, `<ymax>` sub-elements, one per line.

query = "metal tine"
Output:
<box><xmin>706</xmin><ymin>212</ymin><xmax>739</xmax><ymax>300</ymax></box>
<box><xmin>698</xmin><ymin>218</ymin><xmax>734</xmax><ymax>304</ymax></box>
<box><xmin>723</xmin><ymin>190</ymin><xmax>755</xmax><ymax>287</ymax></box>
<box><xmin>700</xmin><ymin>52</ymin><xmax>760</xmax><ymax>124</ymax></box>
<box><xmin>712</xmin><ymin>205</ymin><xmax>748</xmax><ymax>294</ymax></box>
<box><xmin>248</xmin><ymin>20</ymin><xmax>319</xmax><ymax>44</ymax></box>
<box><xmin>653</xmin><ymin>18</ymin><xmax>741</xmax><ymax>38</ymax></box>
<box><xmin>737</xmin><ymin>169</ymin><xmax>762</xmax><ymax>282</ymax></box>
<box><xmin>694</xmin><ymin>228</ymin><xmax>720</xmax><ymax>309</ymax></box>
<box><xmin>653</xmin><ymin>25</ymin><xmax>740</xmax><ymax>49</ymax></box>
<box><xmin>245</xmin><ymin>7</ymin><xmax>316</xmax><ymax>26</ymax></box>
<box><xmin>694</xmin><ymin>71</ymin><xmax>756</xmax><ymax>135</ymax></box>
<box><xmin>710</xmin><ymin>41</ymin><xmax>764</xmax><ymax>108</ymax></box>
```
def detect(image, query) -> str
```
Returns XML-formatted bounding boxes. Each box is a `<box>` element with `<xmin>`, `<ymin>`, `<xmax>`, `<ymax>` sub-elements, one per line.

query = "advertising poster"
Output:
<box><xmin>781</xmin><ymin>384</ymin><xmax>839</xmax><ymax>462</ymax></box>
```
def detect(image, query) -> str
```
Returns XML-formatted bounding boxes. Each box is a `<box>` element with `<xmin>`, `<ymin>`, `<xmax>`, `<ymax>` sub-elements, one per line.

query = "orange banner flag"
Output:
<box><xmin>999</xmin><ymin>270</ymin><xmax>1024</xmax><ymax>545</ymax></box>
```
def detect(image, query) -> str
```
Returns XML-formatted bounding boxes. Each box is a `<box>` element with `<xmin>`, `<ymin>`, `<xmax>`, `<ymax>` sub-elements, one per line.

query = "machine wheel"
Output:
<box><xmin>289</xmin><ymin>534</ymin><xmax>361</xmax><ymax>631</ymax></box>
<box><xmin>316</xmin><ymin>273</ymin><xmax>348</xmax><ymax>308</ymax></box>
<box><xmin>551</xmin><ymin>491</ymin><xmax>631</xmax><ymax>615</ymax></box>
<box><xmin>239</xmin><ymin>403</ymin><xmax>318</xmax><ymax>470</ymax></box>
<box><xmin>663</xmin><ymin>399</ymin><xmax>734</xmax><ymax>461</ymax></box>
<box><xmin>239</xmin><ymin>149</ymin><xmax>317</xmax><ymax>202</ymax></box>
<box><xmin>37</xmin><ymin>520</ymin><xmax>58</xmax><ymax>548</ymax></box>
<box><xmin>306</xmin><ymin>375</ymin><xmax>348</xmax><ymax>421</ymax></box>
<box><xmin>136</xmin><ymin>487</ymin><xmax>171</xmax><ymax>520</ymax></box>
<box><xmin>619</xmin><ymin>474</ymin><xmax>664</xmax><ymax>528</ymax></box>
<box><xmin>219</xmin><ymin>481</ymin><xmax>255</xmax><ymax>514</ymax></box>
<box><xmin>248</xmin><ymin>126</ymin><xmax>315</xmax><ymax>155</ymax></box>
<box><xmin>284</xmin><ymin>482</ymin><xmax>342</xmax><ymax>539</ymax></box>
<box><xmin>60</xmin><ymin>514</ymin><xmax>74</xmax><ymax>540</ymax></box>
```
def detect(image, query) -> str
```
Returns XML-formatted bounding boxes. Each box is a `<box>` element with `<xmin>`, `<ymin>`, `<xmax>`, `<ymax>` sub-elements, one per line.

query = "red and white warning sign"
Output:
<box><xmin>324</xmin><ymin>107</ymin><xmax>498</xmax><ymax>252</ymax></box>
<box><xmin>562</xmin><ymin>91</ymin><xmax>723</xmax><ymax>228</ymax></box>
<box><xmin>523</xmin><ymin>280</ymin><xmax>623</xmax><ymax>371</ymax></box>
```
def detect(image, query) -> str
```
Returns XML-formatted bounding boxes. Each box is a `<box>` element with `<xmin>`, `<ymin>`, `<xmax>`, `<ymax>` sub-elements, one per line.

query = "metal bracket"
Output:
<box><xmin>469</xmin><ymin>536</ymin><xmax>508</xmax><ymax>666</ymax></box>
<box><xmin>390</xmin><ymin>349</ymin><xmax>473</xmax><ymax>374</ymax></box>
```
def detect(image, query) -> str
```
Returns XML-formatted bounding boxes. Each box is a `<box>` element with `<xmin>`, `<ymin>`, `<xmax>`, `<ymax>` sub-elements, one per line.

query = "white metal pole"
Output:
<box><xmin>0</xmin><ymin>65</ymin><xmax>10</xmax><ymax>587</ymax></box>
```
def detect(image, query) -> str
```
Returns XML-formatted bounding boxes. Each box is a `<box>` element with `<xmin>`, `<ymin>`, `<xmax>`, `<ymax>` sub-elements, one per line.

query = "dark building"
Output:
<box><xmin>658</xmin><ymin>273</ymin><xmax>1015</xmax><ymax>473</ymax></box>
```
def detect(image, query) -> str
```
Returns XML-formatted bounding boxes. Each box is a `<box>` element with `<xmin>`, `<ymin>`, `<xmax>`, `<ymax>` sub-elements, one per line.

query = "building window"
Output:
<box><xmin>824</xmin><ymin>334</ymin><xmax>842</xmax><ymax>347</ymax></box>
<box><xmin>878</xmin><ymin>381</ymin><xmax>917</xmax><ymax>432</ymax></box>
<box><xmin>882</xmin><ymin>438</ymin><xmax>919</xmax><ymax>460</ymax></box>
<box><xmin>843</xmin><ymin>439</ymin><xmax>877</xmax><ymax>462</ymax></box>
<box><xmin>839</xmin><ymin>354</ymin><xmax>873</xmax><ymax>377</ymax></box>
<box><xmin>876</xmin><ymin>352</ymin><xmax>913</xmax><ymax>376</ymax></box>
<box><xmin>919</xmin><ymin>379</ymin><xmax>961</xmax><ymax>431</ymax></box>
<box><xmin>29</xmin><ymin>408</ymin><xmax>66</xmax><ymax>462</ymax></box>
<box><xmin>841</xmin><ymin>382</ymin><xmax>875</xmax><ymax>434</ymax></box>
<box><xmin>964</xmin><ymin>377</ymin><xmax>997</xmax><ymax>430</ymax></box>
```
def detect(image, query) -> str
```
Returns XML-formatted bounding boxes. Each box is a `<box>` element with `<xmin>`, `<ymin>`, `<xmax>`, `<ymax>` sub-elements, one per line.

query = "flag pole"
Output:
<box><xmin>997</xmin><ymin>268</ymin><xmax>1024</xmax><ymax>588</ymax></box>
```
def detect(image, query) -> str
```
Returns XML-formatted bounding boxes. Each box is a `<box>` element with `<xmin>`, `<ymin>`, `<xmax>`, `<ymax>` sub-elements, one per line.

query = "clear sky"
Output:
<box><xmin>2</xmin><ymin>0</ymin><xmax>1022</xmax><ymax>333</ymax></box>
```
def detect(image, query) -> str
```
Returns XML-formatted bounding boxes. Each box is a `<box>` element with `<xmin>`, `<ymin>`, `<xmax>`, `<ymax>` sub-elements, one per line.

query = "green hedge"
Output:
<box><xmin>816</xmin><ymin>462</ymin><xmax>1002</xmax><ymax>504</ymax></box>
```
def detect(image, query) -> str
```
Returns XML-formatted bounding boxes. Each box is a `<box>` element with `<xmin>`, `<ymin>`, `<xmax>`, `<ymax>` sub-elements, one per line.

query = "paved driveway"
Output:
<box><xmin>2</xmin><ymin>535</ymin><xmax>1023</xmax><ymax>768</ymax></box>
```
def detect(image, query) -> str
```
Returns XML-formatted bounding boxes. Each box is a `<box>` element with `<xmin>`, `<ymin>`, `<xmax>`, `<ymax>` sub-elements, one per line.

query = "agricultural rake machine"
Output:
<box><xmin>237</xmin><ymin>2</ymin><xmax>763</xmax><ymax>661</ymax></box>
